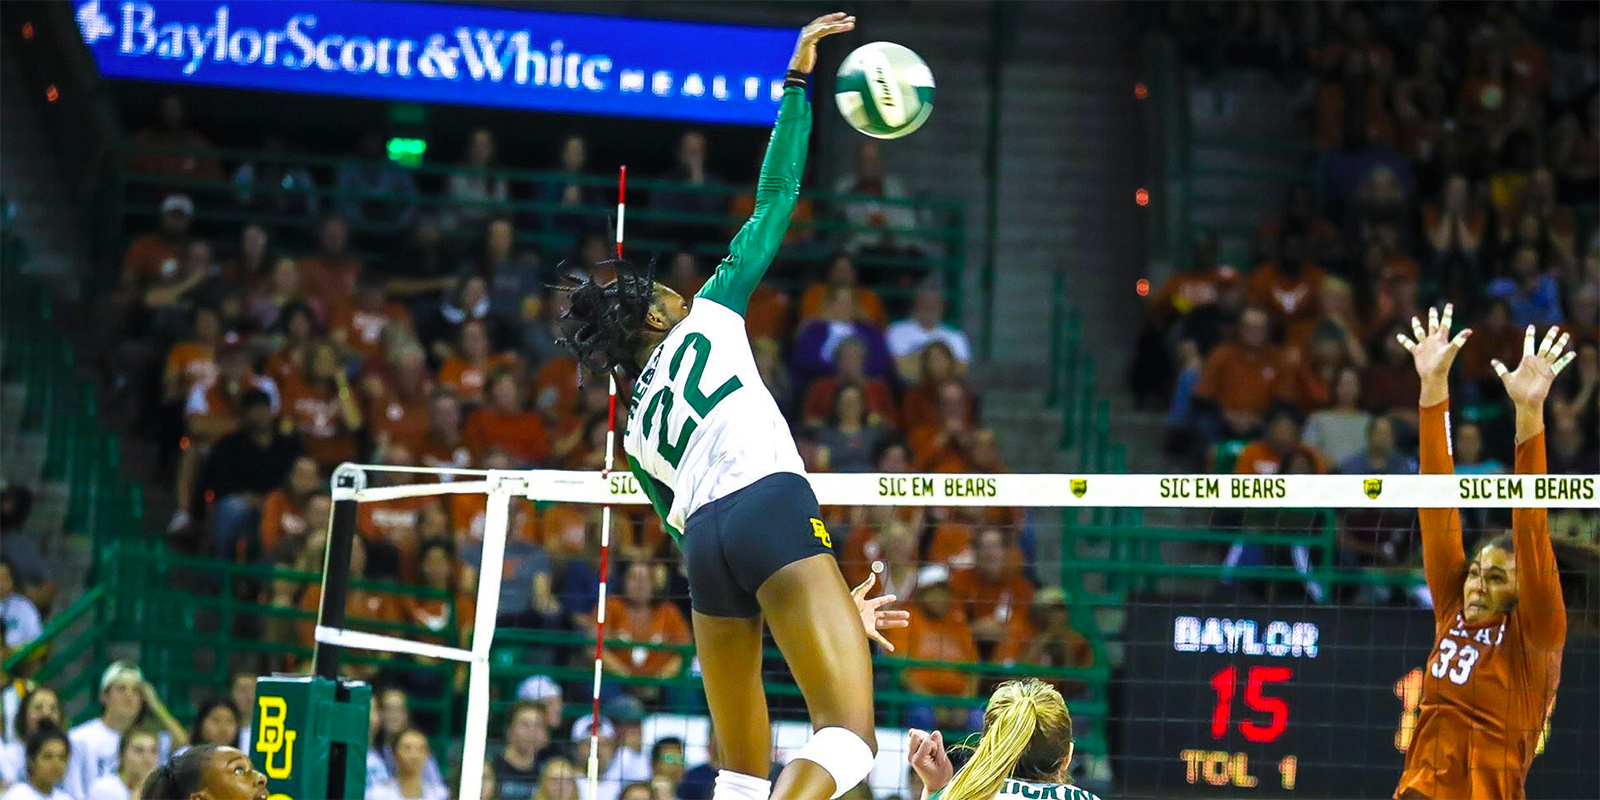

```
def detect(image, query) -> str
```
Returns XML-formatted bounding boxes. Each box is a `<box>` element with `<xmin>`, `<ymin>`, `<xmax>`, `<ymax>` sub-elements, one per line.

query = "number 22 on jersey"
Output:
<box><xmin>635</xmin><ymin>333</ymin><xmax>743</xmax><ymax>469</ymax></box>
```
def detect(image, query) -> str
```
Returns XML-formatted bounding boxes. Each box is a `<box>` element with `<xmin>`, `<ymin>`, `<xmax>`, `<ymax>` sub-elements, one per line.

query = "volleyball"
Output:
<box><xmin>834</xmin><ymin>41</ymin><xmax>936</xmax><ymax>139</ymax></box>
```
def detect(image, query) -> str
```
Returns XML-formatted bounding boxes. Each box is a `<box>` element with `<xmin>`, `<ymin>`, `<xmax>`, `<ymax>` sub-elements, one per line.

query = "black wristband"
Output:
<box><xmin>785</xmin><ymin>69</ymin><xmax>808</xmax><ymax>88</ymax></box>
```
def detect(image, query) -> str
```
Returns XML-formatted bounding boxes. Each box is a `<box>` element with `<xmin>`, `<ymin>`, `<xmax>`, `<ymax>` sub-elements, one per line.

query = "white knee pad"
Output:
<box><xmin>793</xmin><ymin>727</ymin><xmax>874</xmax><ymax>799</ymax></box>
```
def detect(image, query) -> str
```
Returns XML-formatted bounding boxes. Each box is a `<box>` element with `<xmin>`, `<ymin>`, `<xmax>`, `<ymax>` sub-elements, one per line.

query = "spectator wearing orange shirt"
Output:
<box><xmin>356</xmin><ymin>445</ymin><xmax>435</xmax><ymax>583</ymax></box>
<box><xmin>888</xmin><ymin>565</ymin><xmax>981</xmax><ymax>731</ymax></box>
<box><xmin>601</xmin><ymin>562</ymin><xmax>690</xmax><ymax>690</ymax></box>
<box><xmin>262</xmin><ymin>302</ymin><xmax>321</xmax><ymax>389</ymax></box>
<box><xmin>949</xmin><ymin>528</ymin><xmax>1034</xmax><ymax>657</ymax></box>
<box><xmin>993</xmin><ymin>588</ymin><xmax>1094</xmax><ymax>697</ymax></box>
<box><xmin>280</xmin><ymin>340</ymin><xmax>363</xmax><ymax>469</ymax></box>
<box><xmin>295</xmin><ymin>536</ymin><xmax>401</xmax><ymax>679</ymax></box>
<box><xmin>531</xmin><ymin>354</ymin><xmax>580</xmax><ymax>423</ymax></box>
<box><xmin>121</xmin><ymin>194</ymin><xmax>192</xmax><ymax>295</ymax></box>
<box><xmin>908</xmin><ymin>381</ymin><xmax>982</xmax><ymax>473</ymax></box>
<box><xmin>163</xmin><ymin>305</ymin><xmax>224</xmax><ymax>407</ymax></box>
<box><xmin>1247</xmin><ymin>228</ymin><xmax>1326</xmax><ymax>327</ymax></box>
<box><xmin>800</xmin><ymin>337</ymin><xmax>899</xmax><ymax>429</ymax></box>
<box><xmin>259</xmin><ymin>456</ymin><xmax>323</xmax><ymax>557</ymax></box>
<box><xmin>418</xmin><ymin>390</ymin><xmax>473</xmax><ymax>473</ymax></box>
<box><xmin>1232</xmin><ymin>407</ymin><xmax>1326</xmax><ymax>476</ymax></box>
<box><xmin>361</xmin><ymin>336</ymin><xmax>434</xmax><ymax>457</ymax></box>
<box><xmin>439</xmin><ymin>319</ymin><xmax>519</xmax><ymax>407</ymax></box>
<box><xmin>798</xmin><ymin>254</ymin><xmax>888</xmax><ymax>328</ymax></box>
<box><xmin>172</xmin><ymin>343</ymin><xmax>282</xmax><ymax>535</ymax></box>
<box><xmin>902</xmin><ymin>342</ymin><xmax>973</xmax><ymax>431</ymax></box>
<box><xmin>333</xmin><ymin>279</ymin><xmax>413</xmax><ymax>364</ymax></box>
<box><xmin>1193</xmin><ymin>306</ymin><xmax>1297</xmax><ymax>439</ymax></box>
<box><xmin>464</xmin><ymin>368</ymin><xmax>550</xmax><ymax>466</ymax></box>
<box><xmin>404</xmin><ymin>539</ymin><xmax>477</xmax><ymax>648</ymax></box>
<box><xmin>298</xmin><ymin>216</ymin><xmax>362</xmax><ymax>312</ymax></box>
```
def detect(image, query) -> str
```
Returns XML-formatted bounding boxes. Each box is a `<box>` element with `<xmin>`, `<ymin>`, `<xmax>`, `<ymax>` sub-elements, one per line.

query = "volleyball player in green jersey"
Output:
<box><xmin>908</xmin><ymin>680</ymin><xmax>1102</xmax><ymax>800</ymax></box>
<box><xmin>556</xmin><ymin>14</ymin><xmax>905</xmax><ymax>800</ymax></box>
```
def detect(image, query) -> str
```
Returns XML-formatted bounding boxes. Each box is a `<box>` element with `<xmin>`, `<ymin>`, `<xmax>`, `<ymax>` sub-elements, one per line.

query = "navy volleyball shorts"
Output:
<box><xmin>681</xmin><ymin>471</ymin><xmax>837</xmax><ymax>618</ymax></box>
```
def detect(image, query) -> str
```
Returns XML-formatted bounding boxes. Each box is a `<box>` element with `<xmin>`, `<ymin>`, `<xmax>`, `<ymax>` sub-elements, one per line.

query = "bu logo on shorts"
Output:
<box><xmin>809</xmin><ymin>518</ymin><xmax>833</xmax><ymax>548</ymax></box>
<box><xmin>1070</xmin><ymin>478</ymin><xmax>1088</xmax><ymax>498</ymax></box>
<box><xmin>1364</xmin><ymin>478</ymin><xmax>1384</xmax><ymax>499</ymax></box>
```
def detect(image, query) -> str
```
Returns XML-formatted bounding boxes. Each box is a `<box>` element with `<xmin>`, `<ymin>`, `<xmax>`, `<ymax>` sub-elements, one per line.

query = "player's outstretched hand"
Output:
<box><xmin>908</xmin><ymin>727</ymin><xmax>954</xmax><ymax>796</ymax></box>
<box><xmin>1397</xmin><ymin>303</ymin><xmax>1471</xmax><ymax>382</ymax></box>
<box><xmin>790</xmin><ymin>12</ymin><xmax>856</xmax><ymax>74</ymax></box>
<box><xmin>1493</xmin><ymin>325</ymin><xmax>1575</xmax><ymax>410</ymax></box>
<box><xmin>851</xmin><ymin>570</ymin><xmax>910</xmax><ymax>652</ymax></box>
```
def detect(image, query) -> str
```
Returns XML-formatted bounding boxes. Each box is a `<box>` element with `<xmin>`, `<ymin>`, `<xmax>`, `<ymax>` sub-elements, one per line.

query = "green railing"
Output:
<box><xmin>115</xmin><ymin>143</ymin><xmax>969</xmax><ymax>313</ymax></box>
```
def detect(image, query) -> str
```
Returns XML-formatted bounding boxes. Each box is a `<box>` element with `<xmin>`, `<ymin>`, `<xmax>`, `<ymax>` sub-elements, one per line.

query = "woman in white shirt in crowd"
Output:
<box><xmin>0</xmin><ymin>688</ymin><xmax>61</xmax><ymax>790</ymax></box>
<box><xmin>366</xmin><ymin>729</ymin><xmax>449</xmax><ymax>800</ymax></box>
<box><xmin>86</xmin><ymin>730</ymin><xmax>160</xmax><ymax>800</ymax></box>
<box><xmin>0</xmin><ymin>729</ymin><xmax>71</xmax><ymax>800</ymax></box>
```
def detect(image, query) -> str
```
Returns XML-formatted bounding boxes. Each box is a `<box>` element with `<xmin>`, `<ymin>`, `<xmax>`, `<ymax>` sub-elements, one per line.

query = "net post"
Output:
<box><xmin>459</xmin><ymin>475</ymin><xmax>514</xmax><ymax>800</ymax></box>
<box><xmin>314</xmin><ymin>463</ymin><xmax>366</xmax><ymax>681</ymax></box>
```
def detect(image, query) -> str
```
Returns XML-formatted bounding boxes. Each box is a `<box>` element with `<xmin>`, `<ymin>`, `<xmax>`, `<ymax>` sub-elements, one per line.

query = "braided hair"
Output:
<box><xmin>141</xmin><ymin>743</ymin><xmax>222</xmax><ymax>800</ymax></box>
<box><xmin>554</xmin><ymin>259</ymin><xmax>662</xmax><ymax>380</ymax></box>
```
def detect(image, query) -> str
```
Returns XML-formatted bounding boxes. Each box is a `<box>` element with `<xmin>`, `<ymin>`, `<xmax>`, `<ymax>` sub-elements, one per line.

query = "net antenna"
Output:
<box><xmin>587</xmin><ymin>165</ymin><xmax>627</xmax><ymax>800</ymax></box>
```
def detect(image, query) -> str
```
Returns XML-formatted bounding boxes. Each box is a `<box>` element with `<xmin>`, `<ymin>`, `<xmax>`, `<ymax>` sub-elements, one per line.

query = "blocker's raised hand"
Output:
<box><xmin>790</xmin><ymin>12</ymin><xmax>856</xmax><ymax>74</ymax></box>
<box><xmin>1493</xmin><ymin>325</ymin><xmax>1575</xmax><ymax>409</ymax></box>
<box><xmin>1397</xmin><ymin>303</ymin><xmax>1472</xmax><ymax>381</ymax></box>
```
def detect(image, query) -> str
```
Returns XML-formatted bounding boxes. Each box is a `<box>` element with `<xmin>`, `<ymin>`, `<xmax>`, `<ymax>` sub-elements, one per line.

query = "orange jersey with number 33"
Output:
<box><xmin>1394</xmin><ymin>401</ymin><xmax>1565</xmax><ymax>800</ymax></box>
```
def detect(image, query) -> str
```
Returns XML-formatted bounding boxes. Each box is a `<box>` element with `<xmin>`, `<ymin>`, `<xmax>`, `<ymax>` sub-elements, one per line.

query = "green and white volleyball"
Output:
<box><xmin>834</xmin><ymin>42</ymin><xmax>935</xmax><ymax>139</ymax></box>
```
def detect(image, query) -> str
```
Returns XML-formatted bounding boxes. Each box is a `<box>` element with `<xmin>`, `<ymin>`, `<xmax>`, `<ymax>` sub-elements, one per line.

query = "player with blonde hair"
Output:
<box><xmin>907</xmin><ymin>679</ymin><xmax>1099</xmax><ymax>800</ymax></box>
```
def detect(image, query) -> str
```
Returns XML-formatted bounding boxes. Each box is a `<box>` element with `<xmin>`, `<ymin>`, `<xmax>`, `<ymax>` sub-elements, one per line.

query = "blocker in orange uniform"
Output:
<box><xmin>1393</xmin><ymin>307</ymin><xmax>1598</xmax><ymax>800</ymax></box>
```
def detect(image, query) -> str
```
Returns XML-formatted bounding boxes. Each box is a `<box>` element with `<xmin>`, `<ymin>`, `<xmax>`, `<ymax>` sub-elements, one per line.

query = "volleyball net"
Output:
<box><xmin>301</xmin><ymin>466</ymin><xmax>1600</xmax><ymax>800</ymax></box>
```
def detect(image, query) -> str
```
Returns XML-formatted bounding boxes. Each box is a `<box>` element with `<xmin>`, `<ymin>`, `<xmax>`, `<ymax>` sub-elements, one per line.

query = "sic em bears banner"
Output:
<box><xmin>74</xmin><ymin>0</ymin><xmax>795</xmax><ymax>124</ymax></box>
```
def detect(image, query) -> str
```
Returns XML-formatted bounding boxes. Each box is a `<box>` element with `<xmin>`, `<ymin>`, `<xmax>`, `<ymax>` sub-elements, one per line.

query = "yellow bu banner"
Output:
<box><xmin>251</xmin><ymin>676</ymin><xmax>372</xmax><ymax>800</ymax></box>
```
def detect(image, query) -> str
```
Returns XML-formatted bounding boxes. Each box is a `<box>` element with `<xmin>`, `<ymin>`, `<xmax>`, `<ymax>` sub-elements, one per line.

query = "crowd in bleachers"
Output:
<box><xmin>1140</xmin><ymin>1</ymin><xmax>1599</xmax><ymax>600</ymax></box>
<box><xmin>0</xmin><ymin>84</ymin><xmax>1096</xmax><ymax>799</ymax></box>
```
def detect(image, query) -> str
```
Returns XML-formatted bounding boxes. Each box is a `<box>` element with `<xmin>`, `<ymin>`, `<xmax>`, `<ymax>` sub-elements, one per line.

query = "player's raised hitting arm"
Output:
<box><xmin>696</xmin><ymin>13</ymin><xmax>853</xmax><ymax>315</ymax></box>
<box><xmin>1398</xmin><ymin>304</ymin><xmax>1472</xmax><ymax>615</ymax></box>
<box><xmin>1493</xmin><ymin>325</ymin><xmax>1575</xmax><ymax>646</ymax></box>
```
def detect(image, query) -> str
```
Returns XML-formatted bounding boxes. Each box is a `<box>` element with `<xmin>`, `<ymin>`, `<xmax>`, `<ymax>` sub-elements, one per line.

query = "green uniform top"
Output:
<box><xmin>928</xmin><ymin>779</ymin><xmax>1102</xmax><ymax>800</ymax></box>
<box><xmin>625</xmin><ymin>85</ymin><xmax>812</xmax><ymax>540</ymax></box>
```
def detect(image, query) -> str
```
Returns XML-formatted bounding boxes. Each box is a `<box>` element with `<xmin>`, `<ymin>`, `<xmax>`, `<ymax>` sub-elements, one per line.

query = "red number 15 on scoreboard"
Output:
<box><xmin>1209</xmin><ymin>665</ymin><xmax>1294</xmax><ymax>743</ymax></box>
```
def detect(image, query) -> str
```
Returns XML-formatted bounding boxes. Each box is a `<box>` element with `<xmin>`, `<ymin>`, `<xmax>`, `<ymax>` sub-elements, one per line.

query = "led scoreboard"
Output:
<box><xmin>1117</xmin><ymin>602</ymin><xmax>1599</xmax><ymax>798</ymax></box>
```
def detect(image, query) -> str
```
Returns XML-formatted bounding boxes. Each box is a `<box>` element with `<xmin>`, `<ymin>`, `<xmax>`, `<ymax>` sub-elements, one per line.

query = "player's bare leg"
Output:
<box><xmin>758</xmin><ymin>554</ymin><xmax>879</xmax><ymax>800</ymax></box>
<box><xmin>693</xmin><ymin>611</ymin><xmax>772</xmax><ymax>778</ymax></box>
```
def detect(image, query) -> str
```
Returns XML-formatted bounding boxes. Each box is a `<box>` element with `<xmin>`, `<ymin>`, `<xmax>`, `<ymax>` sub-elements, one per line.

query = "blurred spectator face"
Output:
<box><xmin>241</xmin><ymin>225</ymin><xmax>268</xmax><ymax>263</ymax></box>
<box><xmin>915</xmin><ymin>580</ymin><xmax>952</xmax><ymax>618</ymax></box>
<box><xmin>102</xmin><ymin>675</ymin><xmax>145</xmax><ymax>721</ymax></box>
<box><xmin>395</xmin><ymin>730</ymin><xmax>431</xmax><ymax>776</ymax></box>
<box><xmin>921</xmin><ymin>342</ymin><xmax>957</xmax><ymax>383</ymax></box>
<box><xmin>1367</xmin><ymin>416</ymin><xmax>1396</xmax><ymax>460</ymax></box>
<box><xmin>1576</xmin><ymin>343</ymin><xmax>1599</xmax><ymax>385</ymax></box>
<box><xmin>308</xmin><ymin>341</ymin><xmax>342</xmax><ymax>382</ymax></box>
<box><xmin>460</xmin><ymin>275</ymin><xmax>491</xmax><ymax>310</ymax></box>
<box><xmin>288</xmin><ymin>456</ymin><xmax>321</xmax><ymax>496</ymax></box>
<box><xmin>429</xmin><ymin>394</ymin><xmax>462</xmax><ymax>434</ymax></box>
<box><xmin>1239</xmin><ymin>308</ymin><xmax>1270</xmax><ymax>349</ymax></box>
<box><xmin>27</xmin><ymin>738</ymin><xmax>68</xmax><ymax>790</ymax></box>
<box><xmin>677</xmin><ymin>132</ymin><xmax>707</xmax><ymax>167</ymax></box>
<box><xmin>624</xmin><ymin>561</ymin><xmax>654</xmax><ymax>605</ymax></box>
<box><xmin>561</xmin><ymin>135</ymin><xmax>587</xmax><ymax>171</ymax></box>
<box><xmin>123</xmin><ymin>731</ymin><xmax>161</xmax><ymax>780</ymax></box>
<box><xmin>487</xmin><ymin>219</ymin><xmax>515</xmax><ymax>261</ymax></box>
<box><xmin>488</xmin><ymin>372</ymin><xmax>521</xmax><ymax>412</ymax></box>
<box><xmin>378</xmin><ymin>688</ymin><xmax>410</xmax><ymax>738</ymax></box>
<box><xmin>883</xmin><ymin>521</ymin><xmax>915</xmax><ymax>563</ymax></box>
<box><xmin>1512</xmin><ymin>247</ymin><xmax>1541</xmax><ymax>281</ymax></box>
<box><xmin>824</xmin><ymin>286</ymin><xmax>857</xmax><ymax>321</ymax></box>
<box><xmin>305</xmin><ymin>495</ymin><xmax>332</xmax><ymax>532</ymax></box>
<box><xmin>269</xmin><ymin>258</ymin><xmax>300</xmax><ymax>296</ymax></box>
<box><xmin>421</xmin><ymin>544</ymin><xmax>453</xmax><ymax>590</ymax></box>
<box><xmin>1334</xmin><ymin>368</ymin><xmax>1362</xmax><ymax>409</ymax></box>
<box><xmin>186</xmin><ymin>241</ymin><xmax>215</xmax><ymax>274</ymax></box>
<box><xmin>1443</xmin><ymin>175</ymin><xmax>1470</xmax><ymax>210</ymax></box>
<box><xmin>461</xmin><ymin>320</ymin><xmax>492</xmax><ymax>361</ymax></box>
<box><xmin>1282</xmin><ymin>450</ymin><xmax>1318</xmax><ymax>475</ymax></box>
<box><xmin>912</xmin><ymin>284</ymin><xmax>946</xmax><ymax>322</ymax></box>
<box><xmin>540</xmin><ymin>760</ymin><xmax>580</xmax><ymax>800</ymax></box>
<box><xmin>974</xmin><ymin>528</ymin><xmax>1007</xmax><ymax>581</ymax></box>
<box><xmin>19</xmin><ymin>689</ymin><xmax>62</xmax><ymax>735</ymax></box>
<box><xmin>230</xmin><ymin>675</ymin><xmax>256</xmax><ymax>722</ymax></box>
<box><xmin>878</xmin><ymin>443</ymin><xmax>910</xmax><ymax>472</ymax></box>
<box><xmin>936</xmin><ymin>381</ymin><xmax>968</xmax><ymax>424</ymax></box>
<box><xmin>319</xmin><ymin>218</ymin><xmax>350</xmax><ymax>256</ymax></box>
<box><xmin>1321</xmin><ymin>279</ymin><xmax>1354</xmax><ymax>319</ymax></box>
<box><xmin>574</xmin><ymin>726</ymin><xmax>616</xmax><ymax>770</ymax></box>
<box><xmin>416</xmin><ymin>501</ymin><xmax>449</xmax><ymax>539</ymax></box>
<box><xmin>833</xmin><ymin>384</ymin><xmax>865</xmax><ymax>427</ymax></box>
<box><xmin>857</xmin><ymin>141</ymin><xmax>883</xmax><ymax>180</ymax></box>
<box><xmin>467</xmin><ymin>129</ymin><xmax>497</xmax><ymax>166</ymax></box>
<box><xmin>199</xmin><ymin>703</ymin><xmax>241</xmax><ymax>747</ymax></box>
<box><xmin>159</xmin><ymin>93</ymin><xmax>186</xmax><ymax>128</ymax></box>
<box><xmin>1458</xmin><ymin>422</ymin><xmax>1485</xmax><ymax>465</ymax></box>
<box><xmin>652</xmin><ymin>740</ymin><xmax>685</xmax><ymax>782</ymax></box>
<box><xmin>1551</xmin><ymin>415</ymin><xmax>1582</xmax><ymax>460</ymax></box>
<box><xmin>827</xmin><ymin>255</ymin><xmax>859</xmax><ymax>287</ymax></box>
<box><xmin>836</xmin><ymin>339</ymin><xmax>867</xmax><ymax>380</ymax></box>
<box><xmin>1485</xmin><ymin>301</ymin><xmax>1513</xmax><ymax>332</ymax></box>
<box><xmin>507</xmin><ymin>706</ymin><xmax>548</xmax><ymax>757</ymax></box>
<box><xmin>1265</xmin><ymin>413</ymin><xmax>1299</xmax><ymax>452</ymax></box>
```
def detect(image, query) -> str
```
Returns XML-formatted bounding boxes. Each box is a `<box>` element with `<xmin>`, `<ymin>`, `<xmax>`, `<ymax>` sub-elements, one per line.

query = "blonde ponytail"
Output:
<box><xmin>940</xmin><ymin>680</ymin><xmax>1072</xmax><ymax>800</ymax></box>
